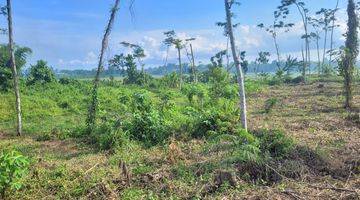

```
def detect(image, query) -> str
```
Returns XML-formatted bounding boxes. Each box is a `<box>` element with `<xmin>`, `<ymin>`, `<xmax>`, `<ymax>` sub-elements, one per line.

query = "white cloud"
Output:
<box><xmin>58</xmin><ymin>51</ymin><xmax>98</xmax><ymax>68</ymax></box>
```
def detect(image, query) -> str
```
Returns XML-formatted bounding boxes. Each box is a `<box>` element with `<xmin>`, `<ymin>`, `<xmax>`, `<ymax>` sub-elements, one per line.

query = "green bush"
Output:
<box><xmin>0</xmin><ymin>150</ymin><xmax>30</xmax><ymax>199</ymax></box>
<box><xmin>268</xmin><ymin>76</ymin><xmax>283</xmax><ymax>86</ymax></box>
<box><xmin>0</xmin><ymin>45</ymin><xmax>32</xmax><ymax>91</ymax></box>
<box><xmin>127</xmin><ymin>111</ymin><xmax>169</xmax><ymax>147</ymax></box>
<box><xmin>245</xmin><ymin>80</ymin><xmax>264</xmax><ymax>94</ymax></box>
<box><xmin>0</xmin><ymin>67</ymin><xmax>12</xmax><ymax>91</ymax></box>
<box><xmin>125</xmin><ymin>93</ymin><xmax>170</xmax><ymax>147</ymax></box>
<box><xmin>322</xmin><ymin>64</ymin><xmax>336</xmax><ymax>77</ymax></box>
<box><xmin>35</xmin><ymin>132</ymin><xmax>53</xmax><ymax>141</ymax></box>
<box><xmin>254</xmin><ymin>129</ymin><xmax>294</xmax><ymax>158</ymax></box>
<box><xmin>59</xmin><ymin>77</ymin><xmax>79</xmax><ymax>85</ymax></box>
<box><xmin>209</xmin><ymin>130</ymin><xmax>261</xmax><ymax>163</ymax></box>
<box><xmin>26</xmin><ymin>60</ymin><xmax>56</xmax><ymax>85</ymax></box>
<box><xmin>208</xmin><ymin>67</ymin><xmax>238</xmax><ymax>100</ymax></box>
<box><xmin>159</xmin><ymin>72</ymin><xmax>180</xmax><ymax>88</ymax></box>
<box><xmin>284</xmin><ymin>76</ymin><xmax>304</xmax><ymax>84</ymax></box>
<box><xmin>157</xmin><ymin>91</ymin><xmax>174</xmax><ymax>112</ymax></box>
<box><xmin>192</xmin><ymin>105</ymin><xmax>239</xmax><ymax>139</ymax></box>
<box><xmin>231</xmin><ymin>143</ymin><xmax>261</xmax><ymax>163</ymax></box>
<box><xmin>181</xmin><ymin>84</ymin><xmax>207</xmax><ymax>105</ymax></box>
<box><xmin>264</xmin><ymin>98</ymin><xmax>278</xmax><ymax>113</ymax></box>
<box><xmin>90</xmin><ymin>122</ymin><xmax>129</xmax><ymax>150</ymax></box>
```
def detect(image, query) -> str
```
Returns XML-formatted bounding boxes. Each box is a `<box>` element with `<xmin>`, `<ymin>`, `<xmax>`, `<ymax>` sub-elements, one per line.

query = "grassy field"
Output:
<box><xmin>0</xmin><ymin>78</ymin><xmax>359</xmax><ymax>199</ymax></box>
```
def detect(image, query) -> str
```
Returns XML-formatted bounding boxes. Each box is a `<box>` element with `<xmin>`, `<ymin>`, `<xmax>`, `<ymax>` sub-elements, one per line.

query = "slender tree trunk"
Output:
<box><xmin>137</xmin><ymin>58</ymin><xmax>145</xmax><ymax>84</ymax></box>
<box><xmin>301</xmin><ymin>46</ymin><xmax>306</xmax><ymax>79</ymax></box>
<box><xmin>329</xmin><ymin>0</ymin><xmax>340</xmax><ymax>65</ymax></box>
<box><xmin>343</xmin><ymin>0</ymin><xmax>358</xmax><ymax>110</ymax></box>
<box><xmin>255</xmin><ymin>64</ymin><xmax>260</xmax><ymax>76</ymax></box>
<box><xmin>273</xmin><ymin>34</ymin><xmax>281</xmax><ymax>70</ymax></box>
<box><xmin>306</xmin><ymin>28</ymin><xmax>310</xmax><ymax>75</ymax></box>
<box><xmin>306</xmin><ymin>38</ymin><xmax>311</xmax><ymax>75</ymax></box>
<box><xmin>177</xmin><ymin>47</ymin><xmax>183</xmax><ymax>89</ymax></box>
<box><xmin>296</xmin><ymin>3</ymin><xmax>309</xmax><ymax>79</ymax></box>
<box><xmin>344</xmin><ymin>65</ymin><xmax>353</xmax><ymax>109</ymax></box>
<box><xmin>316</xmin><ymin>36</ymin><xmax>321</xmax><ymax>75</ymax></box>
<box><xmin>226</xmin><ymin>37</ymin><xmax>230</xmax><ymax>71</ymax></box>
<box><xmin>142</xmin><ymin>64</ymin><xmax>145</xmax><ymax>84</ymax></box>
<box><xmin>6</xmin><ymin>0</ymin><xmax>22</xmax><ymax>136</ymax></box>
<box><xmin>87</xmin><ymin>0</ymin><xmax>120</xmax><ymax>132</ymax></box>
<box><xmin>224</xmin><ymin>0</ymin><xmax>247</xmax><ymax>131</ymax></box>
<box><xmin>189</xmin><ymin>43</ymin><xmax>197</xmax><ymax>83</ymax></box>
<box><xmin>322</xmin><ymin>28</ymin><xmax>328</xmax><ymax>68</ymax></box>
<box><xmin>164</xmin><ymin>46</ymin><xmax>169</xmax><ymax>75</ymax></box>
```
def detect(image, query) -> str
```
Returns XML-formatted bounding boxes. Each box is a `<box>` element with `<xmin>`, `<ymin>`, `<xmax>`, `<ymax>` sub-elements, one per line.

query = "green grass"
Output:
<box><xmin>0</xmin><ymin>75</ymin><xmax>359</xmax><ymax>199</ymax></box>
<box><xmin>0</xmin><ymin>78</ymin><xmax>265</xmax><ymax>136</ymax></box>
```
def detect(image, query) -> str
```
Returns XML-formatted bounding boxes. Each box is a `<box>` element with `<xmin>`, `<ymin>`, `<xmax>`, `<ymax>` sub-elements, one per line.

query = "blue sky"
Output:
<box><xmin>0</xmin><ymin>0</ymin><xmax>348</xmax><ymax>70</ymax></box>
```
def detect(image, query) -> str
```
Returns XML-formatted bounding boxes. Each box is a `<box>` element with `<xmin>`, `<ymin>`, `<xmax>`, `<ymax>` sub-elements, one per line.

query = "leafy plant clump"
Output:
<box><xmin>254</xmin><ymin>129</ymin><xmax>294</xmax><ymax>158</ymax></box>
<box><xmin>125</xmin><ymin>93</ymin><xmax>170</xmax><ymax>147</ymax></box>
<box><xmin>26</xmin><ymin>60</ymin><xmax>56</xmax><ymax>85</ymax></box>
<box><xmin>90</xmin><ymin>122</ymin><xmax>129</xmax><ymax>151</ymax></box>
<box><xmin>205</xmin><ymin>128</ymin><xmax>296</xmax><ymax>185</ymax></box>
<box><xmin>0</xmin><ymin>150</ymin><xmax>30</xmax><ymax>199</ymax></box>
<box><xmin>264</xmin><ymin>98</ymin><xmax>278</xmax><ymax>113</ymax></box>
<box><xmin>191</xmin><ymin>106</ymin><xmax>239</xmax><ymax>139</ymax></box>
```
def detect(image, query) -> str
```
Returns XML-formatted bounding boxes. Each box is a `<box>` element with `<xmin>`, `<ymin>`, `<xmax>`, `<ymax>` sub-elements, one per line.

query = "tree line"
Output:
<box><xmin>1</xmin><ymin>0</ymin><xmax>359</xmax><ymax>136</ymax></box>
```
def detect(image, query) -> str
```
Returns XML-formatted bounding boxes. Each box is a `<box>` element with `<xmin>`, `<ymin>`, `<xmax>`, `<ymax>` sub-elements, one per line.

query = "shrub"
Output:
<box><xmin>0</xmin><ymin>150</ymin><xmax>30</xmax><ymax>199</ymax></box>
<box><xmin>158</xmin><ymin>91</ymin><xmax>174</xmax><ymax>112</ymax></box>
<box><xmin>127</xmin><ymin>111</ymin><xmax>169</xmax><ymax>147</ymax></box>
<box><xmin>160</xmin><ymin>72</ymin><xmax>180</xmax><ymax>88</ymax></box>
<box><xmin>35</xmin><ymin>132</ymin><xmax>53</xmax><ymax>141</ymax></box>
<box><xmin>268</xmin><ymin>77</ymin><xmax>283</xmax><ymax>86</ymax></box>
<box><xmin>283</xmin><ymin>75</ymin><xmax>293</xmax><ymax>84</ymax></box>
<box><xmin>258</xmin><ymin>72</ymin><xmax>270</xmax><ymax>81</ymax></box>
<box><xmin>59</xmin><ymin>77</ymin><xmax>79</xmax><ymax>85</ymax></box>
<box><xmin>322</xmin><ymin>64</ymin><xmax>336</xmax><ymax>77</ymax></box>
<box><xmin>192</xmin><ymin>108</ymin><xmax>238</xmax><ymax>139</ymax></box>
<box><xmin>125</xmin><ymin>93</ymin><xmax>170</xmax><ymax>147</ymax></box>
<box><xmin>208</xmin><ymin>67</ymin><xmax>236</xmax><ymax>100</ymax></box>
<box><xmin>0</xmin><ymin>45</ymin><xmax>32</xmax><ymax>91</ymax></box>
<box><xmin>286</xmin><ymin>76</ymin><xmax>304</xmax><ymax>84</ymax></box>
<box><xmin>26</xmin><ymin>60</ymin><xmax>56</xmax><ymax>85</ymax></box>
<box><xmin>0</xmin><ymin>67</ymin><xmax>12</xmax><ymax>91</ymax></box>
<box><xmin>245</xmin><ymin>80</ymin><xmax>264</xmax><ymax>94</ymax></box>
<box><xmin>181</xmin><ymin>84</ymin><xmax>207</xmax><ymax>105</ymax></box>
<box><xmin>91</xmin><ymin>122</ymin><xmax>128</xmax><ymax>150</ymax></box>
<box><xmin>231</xmin><ymin>143</ymin><xmax>261</xmax><ymax>163</ymax></box>
<box><xmin>254</xmin><ymin>129</ymin><xmax>294</xmax><ymax>158</ymax></box>
<box><xmin>191</xmin><ymin>98</ymin><xmax>240</xmax><ymax>139</ymax></box>
<box><xmin>264</xmin><ymin>98</ymin><xmax>278</xmax><ymax>113</ymax></box>
<box><xmin>208</xmin><ymin>130</ymin><xmax>261</xmax><ymax>165</ymax></box>
<box><xmin>208</xmin><ymin>129</ymin><xmax>296</xmax><ymax>185</ymax></box>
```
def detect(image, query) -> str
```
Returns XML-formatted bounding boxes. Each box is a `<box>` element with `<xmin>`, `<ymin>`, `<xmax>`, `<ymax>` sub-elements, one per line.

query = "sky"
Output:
<box><xmin>0</xmin><ymin>0</ymin><xmax>348</xmax><ymax>70</ymax></box>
